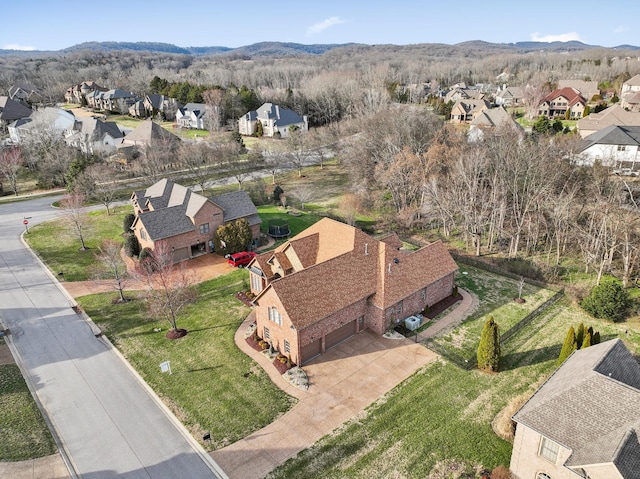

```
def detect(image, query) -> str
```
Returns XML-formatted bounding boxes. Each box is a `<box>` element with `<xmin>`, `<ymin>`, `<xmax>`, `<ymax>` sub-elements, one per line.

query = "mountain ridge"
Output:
<box><xmin>0</xmin><ymin>40</ymin><xmax>638</xmax><ymax>57</ymax></box>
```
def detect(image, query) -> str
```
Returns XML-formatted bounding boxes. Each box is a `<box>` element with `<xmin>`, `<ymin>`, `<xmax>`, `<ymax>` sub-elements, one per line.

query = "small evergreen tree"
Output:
<box><xmin>532</xmin><ymin>115</ymin><xmax>552</xmax><ymax>134</ymax></box>
<box><xmin>583</xmin><ymin>104</ymin><xmax>591</xmax><ymax>116</ymax></box>
<box><xmin>581</xmin><ymin>329</ymin><xmax>592</xmax><ymax>349</ymax></box>
<box><xmin>124</xmin><ymin>233</ymin><xmax>141</xmax><ymax>257</ymax></box>
<box><xmin>575</xmin><ymin>323</ymin><xmax>585</xmax><ymax>348</ymax></box>
<box><xmin>557</xmin><ymin>326</ymin><xmax>577</xmax><ymax>366</ymax></box>
<box><xmin>581</xmin><ymin>279</ymin><xmax>630</xmax><ymax>322</ymax></box>
<box><xmin>214</xmin><ymin>219</ymin><xmax>252</xmax><ymax>256</ymax></box>
<box><xmin>593</xmin><ymin>331</ymin><xmax>601</xmax><ymax>344</ymax></box>
<box><xmin>255</xmin><ymin>120</ymin><xmax>264</xmax><ymax>137</ymax></box>
<box><xmin>123</xmin><ymin>213</ymin><xmax>136</xmax><ymax>233</ymax></box>
<box><xmin>477</xmin><ymin>316</ymin><xmax>500</xmax><ymax>372</ymax></box>
<box><xmin>273</xmin><ymin>185</ymin><xmax>284</xmax><ymax>204</ymax></box>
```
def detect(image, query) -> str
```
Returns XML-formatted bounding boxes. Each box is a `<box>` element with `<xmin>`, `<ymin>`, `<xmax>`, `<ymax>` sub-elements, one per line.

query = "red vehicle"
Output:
<box><xmin>226</xmin><ymin>251</ymin><xmax>257</xmax><ymax>268</ymax></box>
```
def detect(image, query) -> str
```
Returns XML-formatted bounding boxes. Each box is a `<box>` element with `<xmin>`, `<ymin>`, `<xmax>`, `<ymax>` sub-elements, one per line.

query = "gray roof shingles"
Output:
<box><xmin>210</xmin><ymin>190</ymin><xmax>261</xmax><ymax>225</ymax></box>
<box><xmin>513</xmin><ymin>339</ymin><xmax>640</xmax><ymax>478</ymax></box>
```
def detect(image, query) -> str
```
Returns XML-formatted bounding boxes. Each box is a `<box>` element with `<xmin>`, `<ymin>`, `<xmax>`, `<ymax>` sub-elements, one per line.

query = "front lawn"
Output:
<box><xmin>24</xmin><ymin>206</ymin><xmax>129</xmax><ymax>281</ymax></box>
<box><xmin>76</xmin><ymin>270</ymin><xmax>295</xmax><ymax>450</ymax></box>
<box><xmin>0</xmin><ymin>339</ymin><xmax>57</xmax><ymax>461</ymax></box>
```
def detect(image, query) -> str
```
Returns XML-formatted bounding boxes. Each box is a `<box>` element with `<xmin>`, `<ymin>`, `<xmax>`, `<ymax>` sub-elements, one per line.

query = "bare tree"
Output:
<box><xmin>291</xmin><ymin>183</ymin><xmax>314</xmax><ymax>210</ymax></box>
<box><xmin>76</xmin><ymin>164</ymin><xmax>119</xmax><ymax>215</ymax></box>
<box><xmin>219</xmin><ymin>142</ymin><xmax>262</xmax><ymax>190</ymax></box>
<box><xmin>59</xmin><ymin>192</ymin><xmax>90</xmax><ymax>251</ymax></box>
<box><xmin>135</xmin><ymin>242</ymin><xmax>197</xmax><ymax>339</ymax></box>
<box><xmin>178</xmin><ymin>141</ymin><xmax>220</xmax><ymax>193</ymax></box>
<box><xmin>93</xmin><ymin>239</ymin><xmax>129</xmax><ymax>302</ymax></box>
<box><xmin>0</xmin><ymin>147</ymin><xmax>23</xmax><ymax>196</ymax></box>
<box><xmin>284</xmin><ymin>128</ymin><xmax>316</xmax><ymax>177</ymax></box>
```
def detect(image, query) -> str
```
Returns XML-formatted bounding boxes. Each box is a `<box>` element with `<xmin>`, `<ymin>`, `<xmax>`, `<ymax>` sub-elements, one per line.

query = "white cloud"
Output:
<box><xmin>306</xmin><ymin>16</ymin><xmax>346</xmax><ymax>37</ymax></box>
<box><xmin>2</xmin><ymin>43</ymin><xmax>36</xmax><ymax>51</ymax></box>
<box><xmin>530</xmin><ymin>32</ymin><xmax>582</xmax><ymax>43</ymax></box>
<box><xmin>614</xmin><ymin>25</ymin><xmax>628</xmax><ymax>34</ymax></box>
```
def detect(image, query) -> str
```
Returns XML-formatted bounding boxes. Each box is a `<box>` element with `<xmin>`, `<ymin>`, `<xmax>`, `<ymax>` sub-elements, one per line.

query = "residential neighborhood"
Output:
<box><xmin>2</xmin><ymin>30</ymin><xmax>640</xmax><ymax>479</ymax></box>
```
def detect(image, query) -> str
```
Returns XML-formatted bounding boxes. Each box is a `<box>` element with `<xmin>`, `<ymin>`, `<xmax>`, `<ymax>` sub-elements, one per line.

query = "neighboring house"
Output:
<box><xmin>9</xmin><ymin>83</ymin><xmax>44</xmax><ymax>105</ymax></box>
<box><xmin>65</xmin><ymin>117</ymin><xmax>124</xmax><ymax>155</ymax></box>
<box><xmin>574</xmin><ymin>125</ymin><xmax>640</xmax><ymax>171</ymax></box>
<box><xmin>0</xmin><ymin>96</ymin><xmax>32</xmax><ymax>129</ymax></box>
<box><xmin>128</xmin><ymin>100</ymin><xmax>146</xmax><ymax>119</ymax></box>
<box><xmin>93</xmin><ymin>89</ymin><xmax>137</xmax><ymax>114</ymax></box>
<box><xmin>176</xmin><ymin>102</ymin><xmax>207</xmax><ymax>129</ymax></box>
<box><xmin>131</xmin><ymin>179</ymin><xmax>261</xmax><ymax>263</ymax></box>
<box><xmin>64</xmin><ymin>81</ymin><xmax>107</xmax><ymax>105</ymax></box>
<box><xmin>468</xmin><ymin>106</ymin><xmax>524</xmax><ymax>141</ymax></box>
<box><xmin>248</xmin><ymin>218</ymin><xmax>458</xmax><ymax>365</ymax></box>
<box><xmin>558</xmin><ymin>80</ymin><xmax>600</xmax><ymax>102</ymax></box>
<box><xmin>8</xmin><ymin>107</ymin><xmax>75</xmax><ymax>144</ymax></box>
<box><xmin>450</xmin><ymin>99</ymin><xmax>490</xmax><ymax>123</ymax></box>
<box><xmin>576</xmin><ymin>105</ymin><xmax>640</xmax><ymax>138</ymax></box>
<box><xmin>510</xmin><ymin>338</ymin><xmax>640</xmax><ymax>479</ymax></box>
<box><xmin>119</xmin><ymin>119</ymin><xmax>181</xmax><ymax>148</ymax></box>
<box><xmin>144</xmin><ymin>94</ymin><xmax>180</xmax><ymax>121</ymax></box>
<box><xmin>444</xmin><ymin>87</ymin><xmax>485</xmax><ymax>103</ymax></box>
<box><xmin>537</xmin><ymin>88</ymin><xmax>586</xmax><ymax>119</ymax></box>
<box><xmin>238</xmin><ymin>103</ymin><xmax>308</xmax><ymax>138</ymax></box>
<box><xmin>621</xmin><ymin>74</ymin><xmax>640</xmax><ymax>112</ymax></box>
<box><xmin>495</xmin><ymin>86</ymin><xmax>524</xmax><ymax>107</ymax></box>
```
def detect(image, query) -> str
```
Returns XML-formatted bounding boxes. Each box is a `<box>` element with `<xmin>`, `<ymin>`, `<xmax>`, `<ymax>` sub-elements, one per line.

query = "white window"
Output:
<box><xmin>539</xmin><ymin>436</ymin><xmax>559</xmax><ymax>463</ymax></box>
<box><xmin>618</xmin><ymin>145</ymin><xmax>626</xmax><ymax>151</ymax></box>
<box><xmin>268</xmin><ymin>307</ymin><xmax>282</xmax><ymax>326</ymax></box>
<box><xmin>199</xmin><ymin>223</ymin><xmax>210</xmax><ymax>234</ymax></box>
<box><xmin>250</xmin><ymin>273</ymin><xmax>262</xmax><ymax>293</ymax></box>
<box><xmin>263</xmin><ymin>327</ymin><xmax>270</xmax><ymax>339</ymax></box>
<box><xmin>140</xmin><ymin>229</ymin><xmax>147</xmax><ymax>240</ymax></box>
<box><xmin>284</xmin><ymin>340</ymin><xmax>290</xmax><ymax>353</ymax></box>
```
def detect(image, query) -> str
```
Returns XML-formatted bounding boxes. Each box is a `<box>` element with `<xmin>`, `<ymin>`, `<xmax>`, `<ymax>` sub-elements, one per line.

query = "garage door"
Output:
<box><xmin>325</xmin><ymin>320</ymin><xmax>356</xmax><ymax>350</ymax></box>
<box><xmin>300</xmin><ymin>339</ymin><xmax>322</xmax><ymax>364</ymax></box>
<box><xmin>172</xmin><ymin>247</ymin><xmax>190</xmax><ymax>263</ymax></box>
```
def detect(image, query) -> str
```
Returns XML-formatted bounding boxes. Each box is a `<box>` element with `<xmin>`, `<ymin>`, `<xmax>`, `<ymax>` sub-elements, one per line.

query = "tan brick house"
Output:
<box><xmin>248</xmin><ymin>218</ymin><xmax>458</xmax><ymax>365</ymax></box>
<box><xmin>510</xmin><ymin>339</ymin><xmax>640</xmax><ymax>479</ymax></box>
<box><xmin>537</xmin><ymin>88</ymin><xmax>586</xmax><ymax>119</ymax></box>
<box><xmin>131</xmin><ymin>179</ymin><xmax>261</xmax><ymax>262</ymax></box>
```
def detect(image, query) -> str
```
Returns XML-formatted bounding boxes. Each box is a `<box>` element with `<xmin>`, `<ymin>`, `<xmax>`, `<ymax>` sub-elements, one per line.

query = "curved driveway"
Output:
<box><xmin>0</xmin><ymin>196</ymin><xmax>225</xmax><ymax>478</ymax></box>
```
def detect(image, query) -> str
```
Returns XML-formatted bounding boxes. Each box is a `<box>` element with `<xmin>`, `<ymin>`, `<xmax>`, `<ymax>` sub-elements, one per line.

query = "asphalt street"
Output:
<box><xmin>0</xmin><ymin>196</ymin><xmax>226</xmax><ymax>478</ymax></box>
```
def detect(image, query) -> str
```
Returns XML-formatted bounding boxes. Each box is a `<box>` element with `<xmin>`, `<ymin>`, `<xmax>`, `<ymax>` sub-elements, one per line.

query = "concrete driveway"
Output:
<box><xmin>212</xmin><ymin>313</ymin><xmax>438</xmax><ymax>479</ymax></box>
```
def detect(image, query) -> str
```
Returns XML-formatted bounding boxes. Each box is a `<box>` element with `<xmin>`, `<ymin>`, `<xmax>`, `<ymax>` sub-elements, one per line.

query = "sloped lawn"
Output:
<box><xmin>268</xmin><ymin>295</ymin><xmax>638</xmax><ymax>479</ymax></box>
<box><xmin>24</xmin><ymin>206</ymin><xmax>129</xmax><ymax>281</ymax></box>
<box><xmin>76</xmin><ymin>270</ymin><xmax>295</xmax><ymax>450</ymax></box>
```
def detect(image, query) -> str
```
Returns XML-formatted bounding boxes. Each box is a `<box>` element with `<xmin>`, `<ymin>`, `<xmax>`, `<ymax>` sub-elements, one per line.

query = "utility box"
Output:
<box><xmin>404</xmin><ymin>315</ymin><xmax>422</xmax><ymax>331</ymax></box>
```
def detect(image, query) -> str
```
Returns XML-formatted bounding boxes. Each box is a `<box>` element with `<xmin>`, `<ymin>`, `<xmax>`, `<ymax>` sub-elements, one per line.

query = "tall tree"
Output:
<box><xmin>0</xmin><ymin>147</ymin><xmax>23</xmax><ymax>196</ymax></box>
<box><xmin>59</xmin><ymin>192</ymin><xmax>90</xmax><ymax>251</ymax></box>
<box><xmin>557</xmin><ymin>326</ymin><xmax>577</xmax><ymax>366</ymax></box>
<box><xmin>135</xmin><ymin>242</ymin><xmax>196</xmax><ymax>339</ymax></box>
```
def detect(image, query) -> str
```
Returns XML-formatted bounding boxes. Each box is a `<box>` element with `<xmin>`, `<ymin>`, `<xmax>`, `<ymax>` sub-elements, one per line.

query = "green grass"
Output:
<box><xmin>432</xmin><ymin>266</ymin><xmax>556</xmax><ymax>359</ymax></box>
<box><xmin>76</xmin><ymin>270</ymin><xmax>295</xmax><ymax>450</ymax></box>
<box><xmin>0</xmin><ymin>340</ymin><xmax>57</xmax><ymax>461</ymax></box>
<box><xmin>24</xmin><ymin>206</ymin><xmax>129</xmax><ymax>281</ymax></box>
<box><xmin>268</xmin><ymin>277</ymin><xmax>640</xmax><ymax>479</ymax></box>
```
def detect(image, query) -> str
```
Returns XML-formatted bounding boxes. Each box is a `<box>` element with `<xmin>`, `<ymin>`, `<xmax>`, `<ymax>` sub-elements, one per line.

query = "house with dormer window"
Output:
<box><xmin>248</xmin><ymin>218</ymin><xmax>458</xmax><ymax>365</ymax></box>
<box><xmin>538</xmin><ymin>88</ymin><xmax>586</xmax><ymax>119</ymax></box>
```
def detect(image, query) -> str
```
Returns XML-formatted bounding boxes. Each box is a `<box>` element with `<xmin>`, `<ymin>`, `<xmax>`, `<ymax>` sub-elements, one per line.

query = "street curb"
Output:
<box><xmin>19</xmin><ymin>230</ymin><xmax>229</xmax><ymax>479</ymax></box>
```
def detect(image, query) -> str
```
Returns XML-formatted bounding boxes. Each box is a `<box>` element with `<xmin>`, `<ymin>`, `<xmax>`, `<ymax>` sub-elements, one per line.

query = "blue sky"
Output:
<box><xmin>2</xmin><ymin>0</ymin><xmax>637</xmax><ymax>51</ymax></box>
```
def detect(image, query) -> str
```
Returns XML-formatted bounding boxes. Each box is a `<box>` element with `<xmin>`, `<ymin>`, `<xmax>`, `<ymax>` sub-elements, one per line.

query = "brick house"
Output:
<box><xmin>537</xmin><ymin>88</ymin><xmax>586</xmax><ymax>119</ymax></box>
<box><xmin>131</xmin><ymin>179</ymin><xmax>261</xmax><ymax>263</ymax></box>
<box><xmin>450</xmin><ymin>99</ymin><xmax>490</xmax><ymax>123</ymax></box>
<box><xmin>248</xmin><ymin>218</ymin><xmax>458</xmax><ymax>365</ymax></box>
<box><xmin>510</xmin><ymin>339</ymin><xmax>640</xmax><ymax>479</ymax></box>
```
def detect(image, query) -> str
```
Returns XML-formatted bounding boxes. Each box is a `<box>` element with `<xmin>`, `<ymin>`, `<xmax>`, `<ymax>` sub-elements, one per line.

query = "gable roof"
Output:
<box><xmin>558</xmin><ymin>80</ymin><xmax>599</xmax><ymax>100</ymax></box>
<box><xmin>122</xmin><ymin>119</ymin><xmax>180</xmax><ymax>145</ymax></box>
<box><xmin>513</xmin><ymin>339</ymin><xmax>640</xmax><ymax>478</ymax></box>
<box><xmin>577</xmin><ymin>104</ymin><xmax>640</xmax><ymax>133</ymax></box>
<box><xmin>580</xmin><ymin>125</ymin><xmax>640</xmax><ymax>151</ymax></box>
<box><xmin>496</xmin><ymin>87</ymin><xmax>523</xmax><ymax>100</ymax></box>
<box><xmin>540</xmin><ymin>87</ymin><xmax>586</xmax><ymax>107</ymax></box>
<box><xmin>0</xmin><ymin>96</ymin><xmax>33</xmax><ymax>122</ymax></box>
<box><xmin>624</xmin><ymin>74</ymin><xmax>640</xmax><ymax>88</ymax></box>
<box><xmin>470</xmin><ymin>106</ymin><xmax>518</xmax><ymax>128</ymax></box>
<box><xmin>254</xmin><ymin>218</ymin><xmax>457</xmax><ymax>330</ymax></box>
<box><xmin>210</xmin><ymin>190</ymin><xmax>261</xmax><ymax>226</ymax></box>
<box><xmin>254</xmin><ymin>103</ymin><xmax>304</xmax><ymax>127</ymax></box>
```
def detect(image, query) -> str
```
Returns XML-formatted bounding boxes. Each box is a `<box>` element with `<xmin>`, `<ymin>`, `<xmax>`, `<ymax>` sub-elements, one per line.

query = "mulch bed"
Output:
<box><xmin>272</xmin><ymin>357</ymin><xmax>291</xmax><ymax>374</ymax></box>
<box><xmin>245</xmin><ymin>335</ymin><xmax>264</xmax><ymax>352</ymax></box>
<box><xmin>424</xmin><ymin>293</ymin><xmax>463</xmax><ymax>320</ymax></box>
<box><xmin>235</xmin><ymin>291</ymin><xmax>254</xmax><ymax>307</ymax></box>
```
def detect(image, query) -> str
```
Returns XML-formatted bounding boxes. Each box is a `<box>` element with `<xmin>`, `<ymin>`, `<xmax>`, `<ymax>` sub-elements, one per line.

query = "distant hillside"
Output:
<box><xmin>1</xmin><ymin>40</ymin><xmax>638</xmax><ymax>58</ymax></box>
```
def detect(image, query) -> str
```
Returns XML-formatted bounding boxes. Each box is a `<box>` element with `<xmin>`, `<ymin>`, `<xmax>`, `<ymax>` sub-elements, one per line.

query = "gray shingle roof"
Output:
<box><xmin>513</xmin><ymin>339</ymin><xmax>640</xmax><ymax>478</ymax></box>
<box><xmin>210</xmin><ymin>190</ymin><xmax>261</xmax><ymax>225</ymax></box>
<box><xmin>124</xmin><ymin>119</ymin><xmax>180</xmax><ymax>144</ymax></box>
<box><xmin>581</xmin><ymin>125</ymin><xmax>640</xmax><ymax>150</ymax></box>
<box><xmin>255</xmin><ymin>103</ymin><xmax>304</xmax><ymax>127</ymax></box>
<box><xmin>0</xmin><ymin>96</ymin><xmax>33</xmax><ymax>122</ymax></box>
